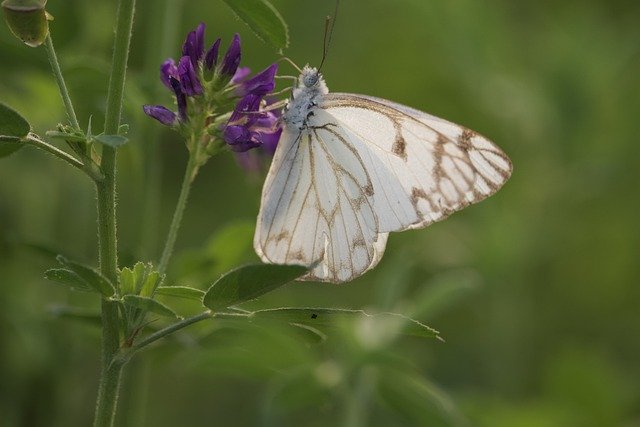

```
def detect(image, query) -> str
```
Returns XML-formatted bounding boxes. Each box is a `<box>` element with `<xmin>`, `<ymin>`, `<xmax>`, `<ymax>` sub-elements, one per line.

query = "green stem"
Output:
<box><xmin>44</xmin><ymin>34</ymin><xmax>80</xmax><ymax>131</ymax></box>
<box><xmin>127</xmin><ymin>311</ymin><xmax>213</xmax><ymax>356</ymax></box>
<box><xmin>139</xmin><ymin>0</ymin><xmax>185</xmax><ymax>258</ymax></box>
<box><xmin>93</xmin><ymin>0</ymin><xmax>137</xmax><ymax>426</ymax></box>
<box><xmin>158</xmin><ymin>152</ymin><xmax>200</xmax><ymax>275</ymax></box>
<box><xmin>24</xmin><ymin>133</ymin><xmax>105</xmax><ymax>181</ymax></box>
<box><xmin>24</xmin><ymin>133</ymin><xmax>84</xmax><ymax>169</ymax></box>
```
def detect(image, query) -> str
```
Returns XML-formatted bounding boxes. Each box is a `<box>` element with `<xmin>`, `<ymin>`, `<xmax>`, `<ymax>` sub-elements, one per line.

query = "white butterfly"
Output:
<box><xmin>254</xmin><ymin>66</ymin><xmax>512</xmax><ymax>283</ymax></box>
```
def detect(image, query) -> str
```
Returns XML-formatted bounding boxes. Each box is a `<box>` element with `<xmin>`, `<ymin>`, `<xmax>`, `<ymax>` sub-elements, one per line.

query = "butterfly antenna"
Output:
<box><xmin>318</xmin><ymin>0</ymin><xmax>340</xmax><ymax>73</ymax></box>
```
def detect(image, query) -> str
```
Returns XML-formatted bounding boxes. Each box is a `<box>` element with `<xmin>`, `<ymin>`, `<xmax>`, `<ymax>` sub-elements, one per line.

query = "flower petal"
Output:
<box><xmin>169</xmin><ymin>77</ymin><xmax>188</xmax><ymax>121</ymax></box>
<box><xmin>242</xmin><ymin>63</ymin><xmax>278</xmax><ymax>96</ymax></box>
<box><xmin>227</xmin><ymin>93</ymin><xmax>262</xmax><ymax>127</ymax></box>
<box><xmin>160</xmin><ymin>59</ymin><xmax>178</xmax><ymax>89</ymax></box>
<box><xmin>143</xmin><ymin>105</ymin><xmax>177</xmax><ymax>126</ymax></box>
<box><xmin>204</xmin><ymin>38</ymin><xmax>221</xmax><ymax>70</ymax></box>
<box><xmin>221</xmin><ymin>33</ymin><xmax>241</xmax><ymax>77</ymax></box>
<box><xmin>223</xmin><ymin>125</ymin><xmax>251</xmax><ymax>144</ymax></box>
<box><xmin>257</xmin><ymin>127</ymin><xmax>282</xmax><ymax>155</ymax></box>
<box><xmin>182</xmin><ymin>22</ymin><xmax>206</xmax><ymax>66</ymax></box>
<box><xmin>178</xmin><ymin>55</ymin><xmax>203</xmax><ymax>96</ymax></box>
<box><xmin>231</xmin><ymin>66</ymin><xmax>252</xmax><ymax>84</ymax></box>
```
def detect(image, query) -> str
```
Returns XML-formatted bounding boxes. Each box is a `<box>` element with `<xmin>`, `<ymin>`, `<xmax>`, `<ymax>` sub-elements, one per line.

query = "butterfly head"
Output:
<box><xmin>299</xmin><ymin>66</ymin><xmax>327</xmax><ymax>93</ymax></box>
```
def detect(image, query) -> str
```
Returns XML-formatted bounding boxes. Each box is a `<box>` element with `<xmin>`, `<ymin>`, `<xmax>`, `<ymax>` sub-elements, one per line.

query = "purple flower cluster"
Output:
<box><xmin>143</xmin><ymin>23</ymin><xmax>239</xmax><ymax>127</ymax></box>
<box><xmin>143</xmin><ymin>23</ymin><xmax>282</xmax><ymax>154</ymax></box>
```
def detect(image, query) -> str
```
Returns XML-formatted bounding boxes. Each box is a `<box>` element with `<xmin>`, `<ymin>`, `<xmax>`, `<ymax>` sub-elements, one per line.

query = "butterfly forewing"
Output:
<box><xmin>322</xmin><ymin>94</ymin><xmax>513</xmax><ymax>229</ymax></box>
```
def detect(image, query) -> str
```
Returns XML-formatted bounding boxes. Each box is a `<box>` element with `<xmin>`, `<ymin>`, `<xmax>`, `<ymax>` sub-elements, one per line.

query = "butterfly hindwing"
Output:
<box><xmin>255</xmin><ymin>122</ymin><xmax>387</xmax><ymax>282</ymax></box>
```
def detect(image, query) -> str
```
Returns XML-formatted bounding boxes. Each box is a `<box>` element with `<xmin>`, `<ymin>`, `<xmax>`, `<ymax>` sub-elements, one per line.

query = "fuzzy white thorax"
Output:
<box><xmin>283</xmin><ymin>66</ymin><xmax>329</xmax><ymax>130</ymax></box>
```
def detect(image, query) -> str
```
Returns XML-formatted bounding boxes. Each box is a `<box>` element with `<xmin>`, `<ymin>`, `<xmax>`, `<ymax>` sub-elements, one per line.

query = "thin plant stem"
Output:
<box><xmin>118</xmin><ymin>311</ymin><xmax>250</xmax><ymax>361</ymax></box>
<box><xmin>44</xmin><ymin>34</ymin><xmax>80</xmax><ymax>131</ymax></box>
<box><xmin>139</xmin><ymin>0</ymin><xmax>186</xmax><ymax>258</ymax></box>
<box><xmin>24</xmin><ymin>133</ymin><xmax>105</xmax><ymax>181</ymax></box>
<box><xmin>23</xmin><ymin>133</ymin><xmax>84</xmax><ymax>169</ymax></box>
<box><xmin>157</xmin><ymin>151</ymin><xmax>200</xmax><ymax>275</ymax></box>
<box><xmin>93</xmin><ymin>0</ymin><xmax>137</xmax><ymax>425</ymax></box>
<box><xmin>126</xmin><ymin>311</ymin><xmax>213</xmax><ymax>356</ymax></box>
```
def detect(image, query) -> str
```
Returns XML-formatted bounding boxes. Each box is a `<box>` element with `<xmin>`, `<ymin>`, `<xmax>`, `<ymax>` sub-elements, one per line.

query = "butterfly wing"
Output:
<box><xmin>254</xmin><ymin>122</ymin><xmax>388</xmax><ymax>283</ymax></box>
<box><xmin>255</xmin><ymin>93</ymin><xmax>512</xmax><ymax>283</ymax></box>
<box><xmin>320</xmin><ymin>93</ymin><xmax>513</xmax><ymax>232</ymax></box>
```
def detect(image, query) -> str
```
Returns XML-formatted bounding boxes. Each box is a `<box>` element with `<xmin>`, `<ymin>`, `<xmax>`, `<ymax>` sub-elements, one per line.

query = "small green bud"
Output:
<box><xmin>2</xmin><ymin>0</ymin><xmax>51</xmax><ymax>47</ymax></box>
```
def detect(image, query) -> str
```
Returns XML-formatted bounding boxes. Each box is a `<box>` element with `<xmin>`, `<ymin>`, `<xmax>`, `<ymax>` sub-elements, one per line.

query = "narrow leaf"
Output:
<box><xmin>45</xmin><ymin>130</ymin><xmax>87</xmax><ymax>143</ymax></box>
<box><xmin>252</xmin><ymin>308</ymin><xmax>441</xmax><ymax>339</ymax></box>
<box><xmin>93</xmin><ymin>134</ymin><xmax>128</xmax><ymax>147</ymax></box>
<box><xmin>156</xmin><ymin>286</ymin><xmax>205</xmax><ymax>301</ymax></box>
<box><xmin>221</xmin><ymin>0</ymin><xmax>289</xmax><ymax>50</ymax></box>
<box><xmin>203</xmin><ymin>263</ymin><xmax>308</xmax><ymax>311</ymax></box>
<box><xmin>57</xmin><ymin>255</ymin><xmax>115</xmax><ymax>297</ymax></box>
<box><xmin>44</xmin><ymin>268</ymin><xmax>93</xmax><ymax>292</ymax></box>
<box><xmin>123</xmin><ymin>295</ymin><xmax>179</xmax><ymax>318</ymax></box>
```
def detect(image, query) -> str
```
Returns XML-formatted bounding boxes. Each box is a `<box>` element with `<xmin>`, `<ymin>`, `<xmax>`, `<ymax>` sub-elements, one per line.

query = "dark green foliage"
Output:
<box><xmin>220</xmin><ymin>0</ymin><xmax>289</xmax><ymax>50</ymax></box>
<box><xmin>203</xmin><ymin>263</ymin><xmax>308</xmax><ymax>311</ymax></box>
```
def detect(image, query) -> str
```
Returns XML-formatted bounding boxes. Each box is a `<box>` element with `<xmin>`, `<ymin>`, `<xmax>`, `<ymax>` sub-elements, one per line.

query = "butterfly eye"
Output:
<box><xmin>303</xmin><ymin>73</ymin><xmax>319</xmax><ymax>87</ymax></box>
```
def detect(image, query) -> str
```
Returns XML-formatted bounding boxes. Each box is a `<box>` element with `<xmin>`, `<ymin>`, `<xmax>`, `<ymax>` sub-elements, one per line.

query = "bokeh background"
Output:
<box><xmin>1</xmin><ymin>0</ymin><xmax>639</xmax><ymax>426</ymax></box>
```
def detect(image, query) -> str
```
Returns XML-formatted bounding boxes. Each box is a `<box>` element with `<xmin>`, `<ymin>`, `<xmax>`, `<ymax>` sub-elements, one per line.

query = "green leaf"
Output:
<box><xmin>0</xmin><ymin>140</ymin><xmax>22</xmax><ymax>157</ymax></box>
<box><xmin>119</xmin><ymin>266</ymin><xmax>135</xmax><ymax>295</ymax></box>
<box><xmin>220</xmin><ymin>0</ymin><xmax>289</xmax><ymax>51</ymax></box>
<box><xmin>44</xmin><ymin>268</ymin><xmax>94</xmax><ymax>292</ymax></box>
<box><xmin>140</xmin><ymin>270</ymin><xmax>161</xmax><ymax>297</ymax></box>
<box><xmin>156</xmin><ymin>286</ymin><xmax>205</xmax><ymax>301</ymax></box>
<box><xmin>93</xmin><ymin>134</ymin><xmax>128</xmax><ymax>147</ymax></box>
<box><xmin>123</xmin><ymin>295</ymin><xmax>179</xmax><ymax>318</ymax></box>
<box><xmin>251</xmin><ymin>308</ymin><xmax>441</xmax><ymax>339</ymax></box>
<box><xmin>203</xmin><ymin>263</ymin><xmax>308</xmax><ymax>311</ymax></box>
<box><xmin>56</xmin><ymin>255</ymin><xmax>115</xmax><ymax>297</ymax></box>
<box><xmin>45</xmin><ymin>130</ymin><xmax>86</xmax><ymax>143</ymax></box>
<box><xmin>0</xmin><ymin>102</ymin><xmax>30</xmax><ymax>157</ymax></box>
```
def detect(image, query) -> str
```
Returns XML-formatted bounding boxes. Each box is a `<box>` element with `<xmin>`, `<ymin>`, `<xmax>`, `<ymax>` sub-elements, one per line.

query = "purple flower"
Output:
<box><xmin>223</xmin><ymin>93</ymin><xmax>282</xmax><ymax>153</ymax></box>
<box><xmin>170</xmin><ymin>77</ymin><xmax>188</xmax><ymax>122</ymax></box>
<box><xmin>178</xmin><ymin>55</ymin><xmax>203</xmax><ymax>96</ymax></box>
<box><xmin>204</xmin><ymin>38</ymin><xmax>221</xmax><ymax>70</ymax></box>
<box><xmin>143</xmin><ymin>105</ymin><xmax>177</xmax><ymax>126</ymax></box>
<box><xmin>160</xmin><ymin>59</ymin><xmax>178</xmax><ymax>89</ymax></box>
<box><xmin>240</xmin><ymin>63</ymin><xmax>278</xmax><ymax>97</ymax></box>
<box><xmin>232</xmin><ymin>66</ymin><xmax>251</xmax><ymax>84</ymax></box>
<box><xmin>221</xmin><ymin>34</ymin><xmax>241</xmax><ymax>77</ymax></box>
<box><xmin>182</xmin><ymin>22</ymin><xmax>205</xmax><ymax>67</ymax></box>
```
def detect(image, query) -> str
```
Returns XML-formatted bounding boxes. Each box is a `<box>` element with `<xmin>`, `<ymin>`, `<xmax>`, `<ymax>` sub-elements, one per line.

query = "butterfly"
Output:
<box><xmin>254</xmin><ymin>66</ymin><xmax>512</xmax><ymax>283</ymax></box>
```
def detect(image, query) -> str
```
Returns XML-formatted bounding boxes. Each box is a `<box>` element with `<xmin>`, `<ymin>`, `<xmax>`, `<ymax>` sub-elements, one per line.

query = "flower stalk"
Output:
<box><xmin>158</xmin><ymin>145</ymin><xmax>201</xmax><ymax>275</ymax></box>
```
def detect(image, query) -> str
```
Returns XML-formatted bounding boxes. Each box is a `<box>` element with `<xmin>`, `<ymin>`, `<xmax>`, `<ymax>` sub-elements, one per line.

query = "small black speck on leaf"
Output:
<box><xmin>311</xmin><ymin>313</ymin><xmax>318</xmax><ymax>319</ymax></box>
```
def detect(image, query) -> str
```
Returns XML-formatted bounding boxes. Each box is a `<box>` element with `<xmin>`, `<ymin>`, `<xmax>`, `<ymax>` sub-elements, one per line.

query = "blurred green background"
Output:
<box><xmin>1</xmin><ymin>0</ymin><xmax>639</xmax><ymax>426</ymax></box>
